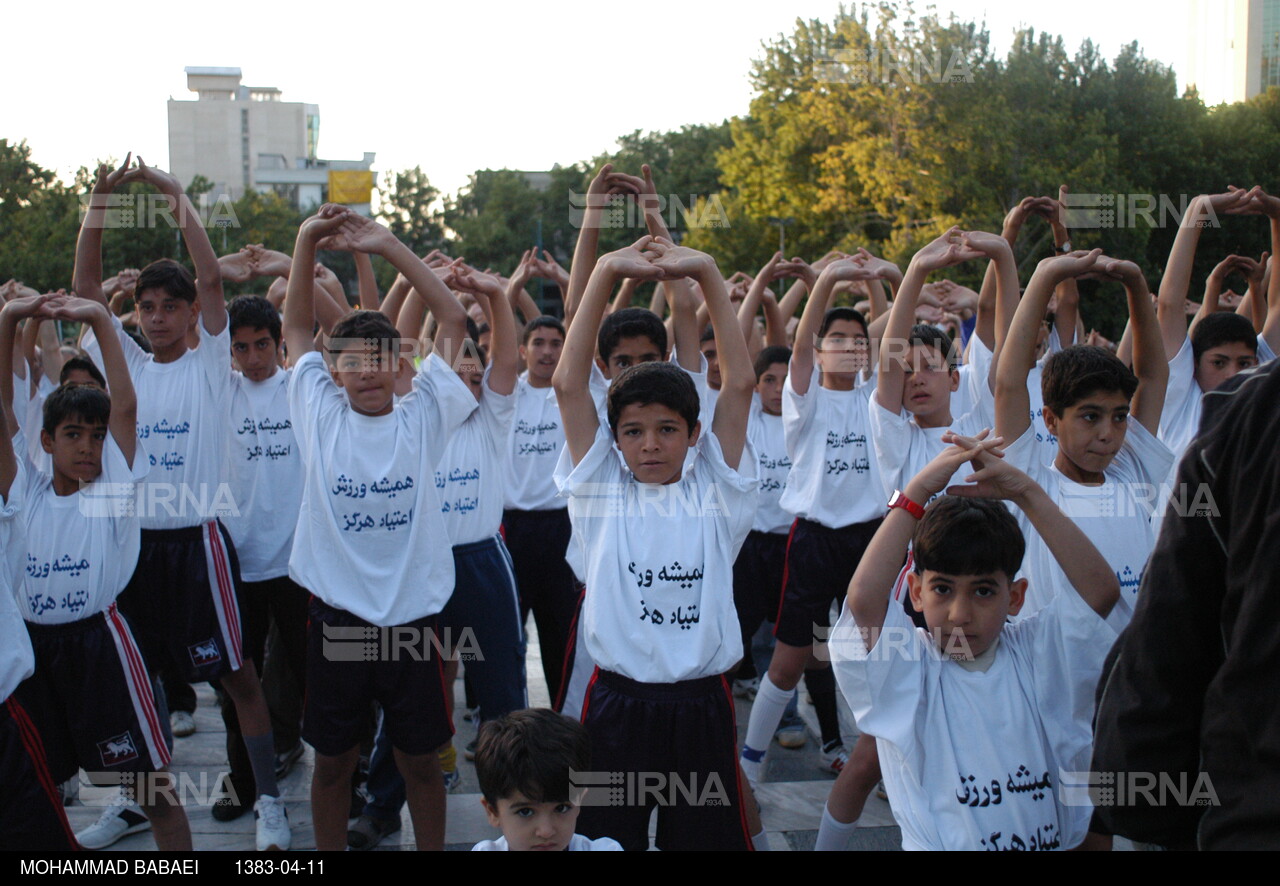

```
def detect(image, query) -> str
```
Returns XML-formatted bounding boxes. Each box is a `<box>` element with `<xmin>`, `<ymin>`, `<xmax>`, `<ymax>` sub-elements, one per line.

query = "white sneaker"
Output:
<box><xmin>170</xmin><ymin>710</ymin><xmax>196</xmax><ymax>738</ymax></box>
<box><xmin>819</xmin><ymin>742</ymin><xmax>849</xmax><ymax>775</ymax></box>
<box><xmin>77</xmin><ymin>792</ymin><xmax>151</xmax><ymax>849</ymax></box>
<box><xmin>739</xmin><ymin>748</ymin><xmax>765</xmax><ymax>789</ymax></box>
<box><xmin>255</xmin><ymin>794</ymin><xmax>291</xmax><ymax>851</ymax></box>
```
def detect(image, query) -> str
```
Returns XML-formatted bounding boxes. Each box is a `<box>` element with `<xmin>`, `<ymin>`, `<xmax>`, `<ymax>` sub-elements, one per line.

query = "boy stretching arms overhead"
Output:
<box><xmin>282</xmin><ymin>205</ymin><xmax>476</xmax><ymax>851</ymax></box>
<box><xmin>553</xmin><ymin>235</ymin><xmax>759</xmax><ymax>850</ymax></box>
<box><xmin>832</xmin><ymin>434</ymin><xmax>1120</xmax><ymax>850</ymax></box>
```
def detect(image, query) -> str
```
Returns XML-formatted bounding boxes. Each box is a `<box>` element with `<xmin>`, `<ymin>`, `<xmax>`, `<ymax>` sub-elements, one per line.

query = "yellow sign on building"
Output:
<box><xmin>328</xmin><ymin>170</ymin><xmax>374</xmax><ymax>204</ymax></box>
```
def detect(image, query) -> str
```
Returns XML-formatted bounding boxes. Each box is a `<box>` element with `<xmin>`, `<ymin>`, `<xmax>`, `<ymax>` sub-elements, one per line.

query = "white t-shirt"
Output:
<box><xmin>471</xmin><ymin>834</ymin><xmax>623</xmax><ymax>851</ymax></box>
<box><xmin>0</xmin><ymin>479</ymin><xmax>33</xmax><ymax>700</ymax></box>
<box><xmin>555</xmin><ymin>426</ymin><xmax>757</xmax><ymax>683</ymax></box>
<box><xmin>1004</xmin><ymin>423</ymin><xmax>1174</xmax><ymax>624</ymax></box>
<box><xmin>831</xmin><ymin>588</ymin><xmax>1115</xmax><ymax>851</ymax></box>
<box><xmin>778</xmin><ymin>364</ymin><xmax>884</xmax><ymax>528</ymax></box>
<box><xmin>504</xmin><ymin>375</ymin><xmax>568</xmax><ymax>512</ymax></box>
<box><xmin>1258</xmin><ymin>333</ymin><xmax>1276</xmax><ymax>366</ymax></box>
<box><xmin>1157</xmin><ymin>336</ymin><xmax>1201</xmax><ymax>475</ymax></box>
<box><xmin>436</xmin><ymin>369</ymin><xmax>516</xmax><ymax>546</ymax></box>
<box><xmin>287</xmin><ymin>351</ymin><xmax>477</xmax><ymax>625</ymax></box>
<box><xmin>746</xmin><ymin>396</ymin><xmax>792</xmax><ymax>535</ymax></box>
<box><xmin>16</xmin><ymin>429</ymin><xmax>147</xmax><ymax>625</ymax></box>
<box><xmin>870</xmin><ymin>400</ymin><xmax>991</xmax><ymax>503</ymax></box>
<box><xmin>223</xmin><ymin>368</ymin><xmax>302</xmax><ymax>582</ymax></box>
<box><xmin>951</xmin><ymin>333</ymin><xmax>994</xmax><ymax>421</ymax></box>
<box><xmin>83</xmin><ymin>315</ymin><xmax>233</xmax><ymax>530</ymax></box>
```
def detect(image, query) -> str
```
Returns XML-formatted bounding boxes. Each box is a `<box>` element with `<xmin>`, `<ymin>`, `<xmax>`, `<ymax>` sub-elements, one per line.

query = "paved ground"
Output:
<box><xmin>63</xmin><ymin>623</ymin><xmax>900</xmax><ymax>851</ymax></box>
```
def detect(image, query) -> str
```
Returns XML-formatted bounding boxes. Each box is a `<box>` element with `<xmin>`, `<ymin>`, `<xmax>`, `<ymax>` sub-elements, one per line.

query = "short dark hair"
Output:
<box><xmin>228</xmin><ymin>295</ymin><xmax>282</xmax><ymax>345</ymax></box>
<box><xmin>913</xmin><ymin>495</ymin><xmax>1025</xmax><ymax>579</ymax></box>
<box><xmin>136</xmin><ymin>259</ymin><xmax>196</xmax><ymax>304</ymax></box>
<box><xmin>754</xmin><ymin>346</ymin><xmax>792</xmax><ymax>380</ymax></box>
<box><xmin>607</xmin><ymin>361</ymin><xmax>699</xmax><ymax>437</ymax></box>
<box><xmin>327</xmin><ymin>310</ymin><xmax>400</xmax><ymax>363</ymax></box>
<box><xmin>474</xmin><ymin>708</ymin><xmax>592</xmax><ymax>807</ymax></box>
<box><xmin>1190</xmin><ymin>312</ymin><xmax>1257</xmax><ymax>365</ymax></box>
<box><xmin>465</xmin><ymin>315</ymin><xmax>481</xmax><ymax>344</ymax></box>
<box><xmin>522</xmin><ymin>315</ymin><xmax>565</xmax><ymax>345</ymax></box>
<box><xmin>59</xmin><ymin>356</ymin><xmax>106</xmax><ymax>388</ymax></box>
<box><xmin>598</xmin><ymin>308</ymin><xmax>667</xmax><ymax>364</ymax></box>
<box><xmin>458</xmin><ymin>338</ymin><xmax>488</xmax><ymax>369</ymax></box>
<box><xmin>699</xmin><ymin>326</ymin><xmax>717</xmax><ymax>345</ymax></box>
<box><xmin>908</xmin><ymin>323</ymin><xmax>958</xmax><ymax>370</ymax></box>
<box><xmin>43</xmin><ymin>383</ymin><xmax>110</xmax><ymax>437</ymax></box>
<box><xmin>818</xmin><ymin>307</ymin><xmax>869</xmax><ymax>341</ymax></box>
<box><xmin>1041</xmin><ymin>345</ymin><xmax>1137</xmax><ymax>418</ymax></box>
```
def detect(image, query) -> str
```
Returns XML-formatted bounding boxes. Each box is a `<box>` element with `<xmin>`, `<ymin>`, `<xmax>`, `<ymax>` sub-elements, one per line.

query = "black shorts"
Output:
<box><xmin>774</xmin><ymin>517</ymin><xmax>882</xmax><ymax>648</ymax></box>
<box><xmin>0</xmin><ymin>697</ymin><xmax>78</xmax><ymax>851</ymax></box>
<box><xmin>302</xmin><ymin>598</ymin><xmax>452</xmax><ymax>758</ymax></box>
<box><xmin>119</xmin><ymin>520</ymin><xmax>245</xmax><ymax>682</ymax></box>
<box><xmin>732</xmin><ymin>529</ymin><xmax>790</xmax><ymax>635</ymax></box>
<box><xmin>576</xmin><ymin>670</ymin><xmax>753</xmax><ymax>851</ymax></box>
<box><xmin>17</xmin><ymin>604</ymin><xmax>170</xmax><ymax>785</ymax></box>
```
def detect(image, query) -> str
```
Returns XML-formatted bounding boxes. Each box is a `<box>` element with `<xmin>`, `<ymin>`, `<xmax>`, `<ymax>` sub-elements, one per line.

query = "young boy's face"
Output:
<box><xmin>135</xmin><ymin>288</ymin><xmax>197</xmax><ymax>353</ymax></box>
<box><xmin>230</xmin><ymin>326</ymin><xmax>281</xmax><ymax>383</ymax></box>
<box><xmin>756</xmin><ymin>362</ymin><xmax>788</xmax><ymax>416</ymax></box>
<box><xmin>520</xmin><ymin>328</ymin><xmax>564</xmax><ymax>383</ymax></box>
<box><xmin>600</xmin><ymin>334</ymin><xmax>663</xmax><ymax>379</ymax></box>
<box><xmin>815</xmin><ymin>319</ymin><xmax>869</xmax><ymax>378</ymax></box>
<box><xmin>330</xmin><ymin>346</ymin><xmax>410</xmax><ymax>417</ymax></box>
<box><xmin>1194</xmin><ymin>342</ymin><xmax>1258</xmax><ymax>393</ymax></box>
<box><xmin>1042</xmin><ymin>389</ymin><xmax>1129</xmax><ymax>483</ymax></box>
<box><xmin>41</xmin><ymin>415</ymin><xmax>106</xmax><ymax>488</ymax></box>
<box><xmin>482</xmin><ymin>792</ymin><xmax>581</xmax><ymax>852</ymax></box>
<box><xmin>700</xmin><ymin>339</ymin><xmax>721</xmax><ymax>391</ymax></box>
<box><xmin>901</xmin><ymin>343</ymin><xmax>958</xmax><ymax>422</ymax></box>
<box><xmin>614</xmin><ymin>402</ymin><xmax>699</xmax><ymax>485</ymax></box>
<box><xmin>908</xmin><ymin>568</ymin><xmax>1026</xmax><ymax>660</ymax></box>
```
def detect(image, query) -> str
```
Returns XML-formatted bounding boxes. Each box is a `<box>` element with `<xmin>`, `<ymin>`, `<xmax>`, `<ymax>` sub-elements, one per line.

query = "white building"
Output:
<box><xmin>1186</xmin><ymin>0</ymin><xmax>1280</xmax><ymax>105</ymax></box>
<box><xmin>168</xmin><ymin>67</ymin><xmax>374</xmax><ymax>211</ymax></box>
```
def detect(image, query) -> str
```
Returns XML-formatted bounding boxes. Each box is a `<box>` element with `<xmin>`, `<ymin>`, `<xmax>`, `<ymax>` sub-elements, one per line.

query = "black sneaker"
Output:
<box><xmin>274</xmin><ymin>742</ymin><xmax>305</xmax><ymax>780</ymax></box>
<box><xmin>211</xmin><ymin>774</ymin><xmax>250</xmax><ymax>822</ymax></box>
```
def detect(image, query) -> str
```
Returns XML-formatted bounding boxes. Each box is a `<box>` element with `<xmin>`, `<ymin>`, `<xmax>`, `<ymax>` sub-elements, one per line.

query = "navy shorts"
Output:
<box><xmin>576</xmin><ymin>670</ymin><xmax>753</xmax><ymax>851</ymax></box>
<box><xmin>732</xmin><ymin>529</ymin><xmax>790</xmax><ymax>648</ymax></box>
<box><xmin>774</xmin><ymin>517</ymin><xmax>882</xmax><ymax>648</ymax></box>
<box><xmin>17</xmin><ymin>604</ymin><xmax>171</xmax><ymax>785</ymax></box>
<box><xmin>303</xmin><ymin>598</ymin><xmax>452</xmax><ymax>758</ymax></box>
<box><xmin>0</xmin><ymin>696</ymin><xmax>79</xmax><ymax>850</ymax></box>
<box><xmin>119</xmin><ymin>520</ymin><xmax>246</xmax><ymax>682</ymax></box>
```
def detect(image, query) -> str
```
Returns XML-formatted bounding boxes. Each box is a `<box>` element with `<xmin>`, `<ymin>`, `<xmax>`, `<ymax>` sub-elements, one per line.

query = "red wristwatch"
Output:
<box><xmin>887</xmin><ymin>489</ymin><xmax>925</xmax><ymax>520</ymax></box>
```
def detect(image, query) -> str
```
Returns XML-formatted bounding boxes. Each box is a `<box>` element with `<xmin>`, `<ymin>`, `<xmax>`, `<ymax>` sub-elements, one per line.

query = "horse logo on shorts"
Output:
<box><xmin>188</xmin><ymin>638</ymin><xmax>222</xmax><ymax>667</ymax></box>
<box><xmin>98</xmin><ymin>732</ymin><xmax>139</xmax><ymax>766</ymax></box>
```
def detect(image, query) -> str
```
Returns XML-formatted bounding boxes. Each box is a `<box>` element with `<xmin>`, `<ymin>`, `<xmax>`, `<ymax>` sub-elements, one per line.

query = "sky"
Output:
<box><xmin>5</xmin><ymin>1</ymin><xmax>1190</xmax><ymax>199</ymax></box>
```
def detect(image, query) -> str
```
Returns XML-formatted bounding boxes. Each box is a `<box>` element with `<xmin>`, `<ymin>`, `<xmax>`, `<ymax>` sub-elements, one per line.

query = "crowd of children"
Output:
<box><xmin>1</xmin><ymin>155</ymin><xmax>1276</xmax><ymax>851</ymax></box>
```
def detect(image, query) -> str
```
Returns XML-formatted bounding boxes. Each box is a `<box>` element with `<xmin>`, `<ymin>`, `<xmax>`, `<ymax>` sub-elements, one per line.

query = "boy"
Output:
<box><xmin>553</xmin><ymin>234</ymin><xmax>759</xmax><ymax>851</ymax></box>
<box><xmin>1155</xmin><ymin>188</ymin><xmax>1279</xmax><ymax>468</ymax></box>
<box><xmin>282</xmin><ymin>204</ymin><xmax>477</xmax><ymax>851</ymax></box>
<box><xmin>1</xmin><ymin>293</ymin><xmax>191</xmax><ymax>850</ymax></box>
<box><xmin>472</xmin><ymin>708</ymin><xmax>621</xmax><ymax>851</ymax></box>
<box><xmin>995</xmin><ymin>250</ymin><xmax>1172</xmax><ymax>620</ymax></box>
<box><xmin>832</xmin><ymin>433</ymin><xmax>1121</xmax><ymax>850</ymax></box>
<box><xmin>214</xmin><ymin>294</ymin><xmax>310</xmax><ymax>821</ymax></box>
<box><xmin>739</xmin><ymin>254</ymin><xmax>891</xmax><ymax>788</ymax></box>
<box><xmin>75</xmin><ymin>158</ymin><xmax>288</xmax><ymax>850</ymax></box>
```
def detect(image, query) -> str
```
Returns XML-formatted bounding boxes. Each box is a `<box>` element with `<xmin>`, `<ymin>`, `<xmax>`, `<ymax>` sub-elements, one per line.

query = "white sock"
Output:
<box><xmin>814</xmin><ymin>804</ymin><xmax>859</xmax><ymax>851</ymax></box>
<box><xmin>752</xmin><ymin>829</ymin><xmax>771</xmax><ymax>851</ymax></box>
<box><xmin>743</xmin><ymin>674</ymin><xmax>792</xmax><ymax>754</ymax></box>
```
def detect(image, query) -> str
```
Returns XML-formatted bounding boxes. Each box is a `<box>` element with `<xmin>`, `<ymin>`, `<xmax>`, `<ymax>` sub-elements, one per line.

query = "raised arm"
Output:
<box><xmin>996</xmin><ymin>250</ymin><xmax>1102</xmax><ymax>442</ymax></box>
<box><xmin>283</xmin><ymin>206</ymin><xmax>348</xmax><ymax>364</ymax></box>
<box><xmin>564</xmin><ymin>164</ymin><xmax>642</xmax><ymax>327</ymax></box>
<box><xmin>1104</xmin><ymin>259</ymin><xmax>1167</xmax><ymax>434</ymax></box>
<box><xmin>1189</xmin><ymin>255</ymin><xmax>1239</xmax><ymax>337</ymax></box>
<box><xmin>60</xmin><ymin>299</ymin><xmax>137</xmax><ymax>465</ymax></box>
<box><xmin>0</xmin><ymin>296</ymin><xmax>59</xmax><ymax>434</ymax></box>
<box><xmin>1246</xmin><ymin>188</ymin><xmax>1280</xmax><ymax>355</ymax></box>
<box><xmin>1158</xmin><ymin>190</ymin><xmax>1253</xmax><ymax>359</ymax></box>
<box><xmin>128</xmin><ymin>158</ymin><xmax>226</xmax><ymax>334</ymax></box>
<box><xmin>554</xmin><ymin>237</ymin><xmax>664</xmax><ymax>464</ymax></box>
<box><xmin>449</xmin><ymin>265</ymin><xmax>518</xmax><ymax>395</ymax></box>
<box><xmin>73</xmin><ymin>157</ymin><xmax>133</xmax><ymax>307</ymax></box>
<box><xmin>653</xmin><ymin>241</ymin><xmax>753</xmax><ymax>469</ymax></box>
